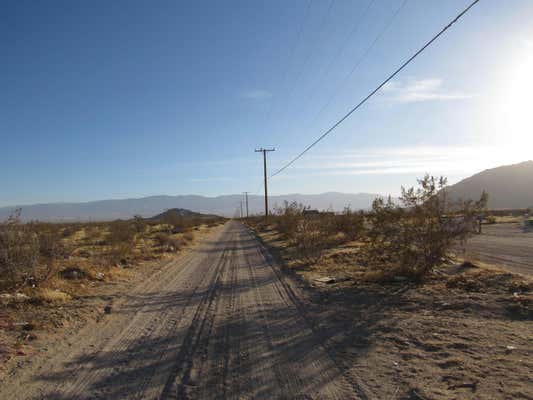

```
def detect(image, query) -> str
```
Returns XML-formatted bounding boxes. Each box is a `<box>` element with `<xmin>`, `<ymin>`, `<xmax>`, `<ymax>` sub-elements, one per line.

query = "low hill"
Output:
<box><xmin>150</xmin><ymin>208</ymin><xmax>219</xmax><ymax>221</ymax></box>
<box><xmin>447</xmin><ymin>160</ymin><xmax>533</xmax><ymax>209</ymax></box>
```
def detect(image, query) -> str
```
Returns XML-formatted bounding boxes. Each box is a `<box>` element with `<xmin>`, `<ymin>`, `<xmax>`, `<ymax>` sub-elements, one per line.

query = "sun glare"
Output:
<box><xmin>500</xmin><ymin>45</ymin><xmax>533</xmax><ymax>149</ymax></box>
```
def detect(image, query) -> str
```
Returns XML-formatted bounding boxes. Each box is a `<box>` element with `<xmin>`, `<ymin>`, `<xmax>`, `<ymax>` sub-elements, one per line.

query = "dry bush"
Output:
<box><xmin>33</xmin><ymin>288</ymin><xmax>71</xmax><ymax>303</ymax></box>
<box><xmin>154</xmin><ymin>232</ymin><xmax>185</xmax><ymax>252</ymax></box>
<box><xmin>31</xmin><ymin>223</ymin><xmax>67</xmax><ymax>259</ymax></box>
<box><xmin>365</xmin><ymin>175</ymin><xmax>488</xmax><ymax>280</ymax></box>
<box><xmin>273</xmin><ymin>201</ymin><xmax>307</xmax><ymax>239</ymax></box>
<box><xmin>161</xmin><ymin>214</ymin><xmax>189</xmax><ymax>233</ymax></box>
<box><xmin>183</xmin><ymin>231</ymin><xmax>194</xmax><ymax>242</ymax></box>
<box><xmin>61</xmin><ymin>223</ymin><xmax>79</xmax><ymax>238</ymax></box>
<box><xmin>334</xmin><ymin>207</ymin><xmax>365</xmax><ymax>242</ymax></box>
<box><xmin>105</xmin><ymin>220</ymin><xmax>136</xmax><ymax>264</ymax></box>
<box><xmin>154</xmin><ymin>232</ymin><xmax>171</xmax><ymax>247</ymax></box>
<box><xmin>292</xmin><ymin>217</ymin><xmax>329</xmax><ymax>263</ymax></box>
<box><xmin>132</xmin><ymin>215</ymin><xmax>147</xmax><ymax>233</ymax></box>
<box><xmin>0</xmin><ymin>210</ymin><xmax>39</xmax><ymax>288</ymax></box>
<box><xmin>107</xmin><ymin>220</ymin><xmax>135</xmax><ymax>245</ymax></box>
<box><xmin>106</xmin><ymin>243</ymin><xmax>133</xmax><ymax>265</ymax></box>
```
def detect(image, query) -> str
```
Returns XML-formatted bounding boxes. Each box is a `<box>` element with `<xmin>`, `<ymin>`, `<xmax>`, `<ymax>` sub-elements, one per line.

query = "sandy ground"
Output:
<box><xmin>250</xmin><ymin>224</ymin><xmax>533</xmax><ymax>400</ymax></box>
<box><xmin>464</xmin><ymin>222</ymin><xmax>533</xmax><ymax>277</ymax></box>
<box><xmin>0</xmin><ymin>221</ymin><xmax>362</xmax><ymax>399</ymax></box>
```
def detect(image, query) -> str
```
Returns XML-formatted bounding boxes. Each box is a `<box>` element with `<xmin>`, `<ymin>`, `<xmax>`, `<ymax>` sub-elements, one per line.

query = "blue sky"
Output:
<box><xmin>2</xmin><ymin>0</ymin><xmax>533</xmax><ymax>206</ymax></box>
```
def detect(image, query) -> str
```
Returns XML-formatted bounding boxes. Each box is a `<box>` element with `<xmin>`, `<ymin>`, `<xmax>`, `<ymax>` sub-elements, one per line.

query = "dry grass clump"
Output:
<box><xmin>32</xmin><ymin>288</ymin><xmax>71</xmax><ymax>303</ymax></box>
<box><xmin>183</xmin><ymin>231</ymin><xmax>194</xmax><ymax>242</ymax></box>
<box><xmin>154</xmin><ymin>232</ymin><xmax>187</xmax><ymax>252</ymax></box>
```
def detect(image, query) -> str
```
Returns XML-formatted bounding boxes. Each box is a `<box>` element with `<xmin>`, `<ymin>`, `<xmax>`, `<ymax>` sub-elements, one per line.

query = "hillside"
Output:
<box><xmin>447</xmin><ymin>160</ymin><xmax>533</xmax><ymax>209</ymax></box>
<box><xmin>0</xmin><ymin>192</ymin><xmax>384</xmax><ymax>221</ymax></box>
<box><xmin>150</xmin><ymin>208</ymin><xmax>218</xmax><ymax>221</ymax></box>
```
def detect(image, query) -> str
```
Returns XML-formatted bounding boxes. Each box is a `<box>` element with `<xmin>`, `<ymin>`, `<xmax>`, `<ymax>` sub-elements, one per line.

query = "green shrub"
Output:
<box><xmin>365</xmin><ymin>175</ymin><xmax>488</xmax><ymax>279</ymax></box>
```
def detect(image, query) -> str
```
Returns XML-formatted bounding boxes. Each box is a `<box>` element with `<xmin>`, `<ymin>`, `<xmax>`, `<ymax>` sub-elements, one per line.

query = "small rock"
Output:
<box><xmin>104</xmin><ymin>305</ymin><xmax>112</xmax><ymax>314</ymax></box>
<box><xmin>315</xmin><ymin>276</ymin><xmax>336</xmax><ymax>284</ymax></box>
<box><xmin>95</xmin><ymin>272</ymin><xmax>105</xmax><ymax>281</ymax></box>
<box><xmin>16</xmin><ymin>349</ymin><xmax>26</xmax><ymax>356</ymax></box>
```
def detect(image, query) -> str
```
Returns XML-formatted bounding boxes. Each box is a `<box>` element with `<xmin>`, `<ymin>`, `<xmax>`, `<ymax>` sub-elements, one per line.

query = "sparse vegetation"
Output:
<box><xmin>0</xmin><ymin>210</ymin><xmax>39</xmax><ymax>289</ymax></box>
<box><xmin>250</xmin><ymin>175</ymin><xmax>488</xmax><ymax>281</ymax></box>
<box><xmin>365</xmin><ymin>175</ymin><xmax>488</xmax><ymax>279</ymax></box>
<box><xmin>0</xmin><ymin>211</ymin><xmax>226</xmax><ymax>291</ymax></box>
<box><xmin>245</xmin><ymin>176</ymin><xmax>531</xmax><ymax>400</ymax></box>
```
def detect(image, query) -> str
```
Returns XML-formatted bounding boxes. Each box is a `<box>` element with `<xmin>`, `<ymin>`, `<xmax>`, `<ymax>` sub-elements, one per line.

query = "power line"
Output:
<box><xmin>262</xmin><ymin>0</ymin><xmax>313</xmax><ymax>134</ymax></box>
<box><xmin>270</xmin><ymin>0</ymin><xmax>480</xmax><ymax>178</ymax></box>
<box><xmin>298</xmin><ymin>0</ymin><xmax>407</xmax><ymax>136</ymax></box>
<box><xmin>282</xmin><ymin>0</ymin><xmax>336</xmax><ymax>112</ymax></box>
<box><xmin>295</xmin><ymin>0</ymin><xmax>376</xmax><ymax>118</ymax></box>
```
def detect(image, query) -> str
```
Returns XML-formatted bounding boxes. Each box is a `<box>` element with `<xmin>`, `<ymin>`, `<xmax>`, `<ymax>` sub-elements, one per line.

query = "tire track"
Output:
<box><xmin>159</xmin><ymin>237</ymin><xmax>231</xmax><ymax>399</ymax></box>
<box><xmin>243</xmin><ymin>225</ymin><xmax>368</xmax><ymax>400</ymax></box>
<box><xmin>1</xmin><ymin>221</ymin><xmax>366</xmax><ymax>399</ymax></box>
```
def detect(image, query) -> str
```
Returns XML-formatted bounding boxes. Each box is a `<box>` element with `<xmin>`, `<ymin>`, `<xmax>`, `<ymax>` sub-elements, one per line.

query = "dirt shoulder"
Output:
<box><xmin>0</xmin><ymin>223</ymin><xmax>223</xmax><ymax>380</ymax></box>
<box><xmin>249</xmin><ymin>223</ymin><xmax>533</xmax><ymax>400</ymax></box>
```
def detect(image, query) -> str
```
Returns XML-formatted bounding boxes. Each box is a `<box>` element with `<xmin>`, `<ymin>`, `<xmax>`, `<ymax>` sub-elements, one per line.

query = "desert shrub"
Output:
<box><xmin>154</xmin><ymin>232</ymin><xmax>171</xmax><ymax>246</ymax></box>
<box><xmin>365</xmin><ymin>175</ymin><xmax>488</xmax><ymax>279</ymax></box>
<box><xmin>61</xmin><ymin>223</ymin><xmax>79</xmax><ymax>238</ymax></box>
<box><xmin>154</xmin><ymin>232</ymin><xmax>184</xmax><ymax>252</ymax></box>
<box><xmin>161</xmin><ymin>214</ymin><xmax>190</xmax><ymax>233</ymax></box>
<box><xmin>106</xmin><ymin>243</ymin><xmax>133</xmax><ymax>265</ymax></box>
<box><xmin>107</xmin><ymin>220</ymin><xmax>135</xmax><ymax>245</ymax></box>
<box><xmin>292</xmin><ymin>217</ymin><xmax>330</xmax><ymax>263</ymax></box>
<box><xmin>335</xmin><ymin>207</ymin><xmax>365</xmax><ymax>241</ymax></box>
<box><xmin>273</xmin><ymin>201</ymin><xmax>307</xmax><ymax>239</ymax></box>
<box><xmin>0</xmin><ymin>210</ymin><xmax>39</xmax><ymax>288</ymax></box>
<box><xmin>32</xmin><ymin>223</ymin><xmax>66</xmax><ymax>259</ymax></box>
<box><xmin>183</xmin><ymin>231</ymin><xmax>194</xmax><ymax>242</ymax></box>
<box><xmin>105</xmin><ymin>220</ymin><xmax>135</xmax><ymax>263</ymax></box>
<box><xmin>132</xmin><ymin>215</ymin><xmax>147</xmax><ymax>233</ymax></box>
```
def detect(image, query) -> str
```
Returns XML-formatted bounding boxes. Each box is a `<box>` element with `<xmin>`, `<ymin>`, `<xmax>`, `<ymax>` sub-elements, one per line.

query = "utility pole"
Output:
<box><xmin>243</xmin><ymin>192</ymin><xmax>249</xmax><ymax>218</ymax></box>
<box><xmin>255</xmin><ymin>148</ymin><xmax>275</xmax><ymax>219</ymax></box>
<box><xmin>240</xmin><ymin>201</ymin><xmax>243</xmax><ymax>219</ymax></box>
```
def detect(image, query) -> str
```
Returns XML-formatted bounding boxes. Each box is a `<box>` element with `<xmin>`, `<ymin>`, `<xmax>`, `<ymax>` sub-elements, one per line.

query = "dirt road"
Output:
<box><xmin>464</xmin><ymin>222</ymin><xmax>533</xmax><ymax>277</ymax></box>
<box><xmin>1</xmin><ymin>221</ymin><xmax>361</xmax><ymax>399</ymax></box>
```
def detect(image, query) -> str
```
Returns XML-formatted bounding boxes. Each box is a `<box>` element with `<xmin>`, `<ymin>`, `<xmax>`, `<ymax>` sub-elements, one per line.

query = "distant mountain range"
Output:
<box><xmin>447</xmin><ymin>160</ymin><xmax>533</xmax><ymax>209</ymax></box>
<box><xmin>2</xmin><ymin>161</ymin><xmax>531</xmax><ymax>221</ymax></box>
<box><xmin>0</xmin><ymin>192</ymin><xmax>383</xmax><ymax>221</ymax></box>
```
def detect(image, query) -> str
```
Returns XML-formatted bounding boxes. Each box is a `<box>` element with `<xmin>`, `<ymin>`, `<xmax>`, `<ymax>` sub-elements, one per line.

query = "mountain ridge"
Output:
<box><xmin>0</xmin><ymin>192</ymin><xmax>384</xmax><ymax>221</ymax></box>
<box><xmin>446</xmin><ymin>160</ymin><xmax>533</xmax><ymax>209</ymax></box>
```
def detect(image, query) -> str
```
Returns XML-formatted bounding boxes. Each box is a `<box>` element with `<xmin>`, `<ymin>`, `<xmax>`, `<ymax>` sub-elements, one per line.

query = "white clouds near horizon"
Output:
<box><xmin>381</xmin><ymin>78</ymin><xmax>473</xmax><ymax>103</ymax></box>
